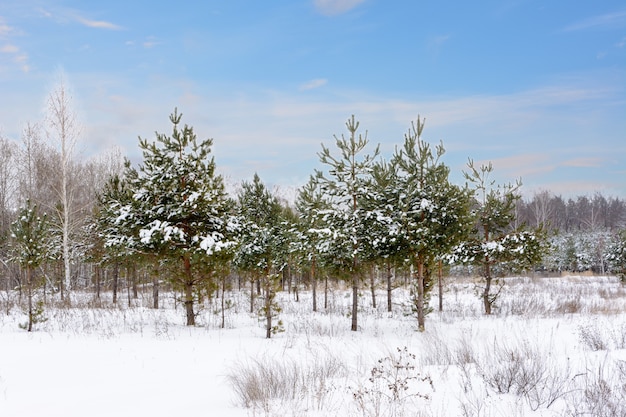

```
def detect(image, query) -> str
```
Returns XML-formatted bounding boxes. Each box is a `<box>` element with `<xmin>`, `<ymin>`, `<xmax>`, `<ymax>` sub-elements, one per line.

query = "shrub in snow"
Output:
<box><xmin>352</xmin><ymin>347</ymin><xmax>433</xmax><ymax>417</ymax></box>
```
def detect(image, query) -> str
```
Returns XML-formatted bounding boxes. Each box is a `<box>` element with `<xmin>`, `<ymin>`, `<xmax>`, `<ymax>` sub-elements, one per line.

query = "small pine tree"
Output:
<box><xmin>458</xmin><ymin>160</ymin><xmax>546</xmax><ymax>314</ymax></box>
<box><xmin>606</xmin><ymin>229</ymin><xmax>626</xmax><ymax>283</ymax></box>
<box><xmin>316</xmin><ymin>115</ymin><xmax>380</xmax><ymax>331</ymax></box>
<box><xmin>10</xmin><ymin>200</ymin><xmax>52</xmax><ymax>331</ymax></box>
<box><xmin>234</xmin><ymin>173</ymin><xmax>289</xmax><ymax>338</ymax></box>
<box><xmin>294</xmin><ymin>175</ymin><xmax>333</xmax><ymax>312</ymax></box>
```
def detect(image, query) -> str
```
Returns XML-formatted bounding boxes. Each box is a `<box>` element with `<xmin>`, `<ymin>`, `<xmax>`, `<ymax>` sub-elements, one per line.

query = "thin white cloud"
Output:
<box><xmin>477</xmin><ymin>153</ymin><xmax>555</xmax><ymax>180</ymax></box>
<box><xmin>0</xmin><ymin>25</ymin><xmax>29</xmax><ymax>73</ymax></box>
<box><xmin>0</xmin><ymin>44</ymin><xmax>19</xmax><ymax>53</ymax></box>
<box><xmin>313</xmin><ymin>0</ymin><xmax>366</xmax><ymax>16</ymax></box>
<box><xmin>562</xmin><ymin>157</ymin><xmax>604</xmax><ymax>168</ymax></box>
<box><xmin>36</xmin><ymin>8</ymin><xmax>53</xmax><ymax>18</ymax></box>
<box><xmin>142</xmin><ymin>36</ymin><xmax>160</xmax><ymax>48</ymax></box>
<box><xmin>299</xmin><ymin>78</ymin><xmax>328</xmax><ymax>91</ymax></box>
<box><xmin>74</xmin><ymin>15</ymin><xmax>122</xmax><ymax>30</ymax></box>
<box><xmin>15</xmin><ymin>54</ymin><xmax>29</xmax><ymax>72</ymax></box>
<box><xmin>562</xmin><ymin>10</ymin><xmax>626</xmax><ymax>32</ymax></box>
<box><xmin>36</xmin><ymin>6</ymin><xmax>122</xmax><ymax>30</ymax></box>
<box><xmin>0</xmin><ymin>17</ymin><xmax>13</xmax><ymax>37</ymax></box>
<box><xmin>427</xmin><ymin>34</ymin><xmax>452</xmax><ymax>52</ymax></box>
<box><xmin>125</xmin><ymin>37</ymin><xmax>160</xmax><ymax>49</ymax></box>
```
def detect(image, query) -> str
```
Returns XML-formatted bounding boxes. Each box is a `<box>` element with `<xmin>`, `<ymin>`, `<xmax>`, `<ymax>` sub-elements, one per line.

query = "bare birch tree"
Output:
<box><xmin>45</xmin><ymin>77</ymin><xmax>81</xmax><ymax>299</ymax></box>
<box><xmin>0</xmin><ymin>134</ymin><xmax>17</xmax><ymax>236</ymax></box>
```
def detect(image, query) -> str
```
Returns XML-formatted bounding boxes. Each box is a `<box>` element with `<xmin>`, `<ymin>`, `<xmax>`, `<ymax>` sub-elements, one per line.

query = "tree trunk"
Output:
<box><xmin>324</xmin><ymin>275</ymin><xmax>328</xmax><ymax>310</ymax></box>
<box><xmin>483</xmin><ymin>227</ymin><xmax>492</xmax><ymax>315</ymax></box>
<box><xmin>112</xmin><ymin>262</ymin><xmax>119</xmax><ymax>304</ymax></box>
<box><xmin>483</xmin><ymin>259</ymin><xmax>492</xmax><ymax>315</ymax></box>
<box><xmin>183</xmin><ymin>256</ymin><xmax>195</xmax><ymax>326</ymax></box>
<box><xmin>152</xmin><ymin>274</ymin><xmax>159</xmax><ymax>309</ymax></box>
<box><xmin>386</xmin><ymin>262</ymin><xmax>392</xmax><ymax>313</ymax></box>
<box><xmin>265</xmin><ymin>266</ymin><xmax>273</xmax><ymax>339</ymax></box>
<box><xmin>265</xmin><ymin>283</ymin><xmax>272</xmax><ymax>339</ymax></box>
<box><xmin>249</xmin><ymin>277</ymin><xmax>255</xmax><ymax>314</ymax></box>
<box><xmin>438</xmin><ymin>260</ymin><xmax>443</xmax><ymax>312</ymax></box>
<box><xmin>58</xmin><ymin>263</ymin><xmax>63</xmax><ymax>303</ymax></box>
<box><xmin>370</xmin><ymin>267</ymin><xmax>377</xmax><ymax>309</ymax></box>
<box><xmin>127</xmin><ymin>269</ymin><xmax>131</xmax><ymax>308</ymax></box>
<box><xmin>351</xmin><ymin>274</ymin><xmax>358</xmax><ymax>331</ymax></box>
<box><xmin>311</xmin><ymin>259</ymin><xmax>317</xmax><ymax>312</ymax></box>
<box><xmin>184</xmin><ymin>280</ymin><xmax>195</xmax><ymax>326</ymax></box>
<box><xmin>417</xmin><ymin>260</ymin><xmax>425</xmax><ymax>332</ymax></box>
<box><xmin>95</xmin><ymin>265</ymin><xmax>101</xmax><ymax>300</ymax></box>
<box><xmin>132</xmin><ymin>264</ymin><xmax>138</xmax><ymax>299</ymax></box>
<box><xmin>220</xmin><ymin>276</ymin><xmax>226</xmax><ymax>329</ymax></box>
<box><xmin>27</xmin><ymin>267</ymin><xmax>33</xmax><ymax>332</ymax></box>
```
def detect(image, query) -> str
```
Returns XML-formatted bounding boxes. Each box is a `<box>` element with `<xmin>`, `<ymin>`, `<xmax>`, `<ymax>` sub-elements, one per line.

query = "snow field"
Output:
<box><xmin>0</xmin><ymin>275</ymin><xmax>625</xmax><ymax>417</ymax></box>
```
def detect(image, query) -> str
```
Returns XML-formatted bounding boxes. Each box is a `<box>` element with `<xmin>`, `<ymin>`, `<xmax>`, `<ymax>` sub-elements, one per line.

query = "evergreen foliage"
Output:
<box><xmin>234</xmin><ymin>173</ymin><xmax>290</xmax><ymax>338</ymax></box>
<box><xmin>316</xmin><ymin>115</ymin><xmax>380</xmax><ymax>331</ymax></box>
<box><xmin>455</xmin><ymin>160</ymin><xmax>546</xmax><ymax>314</ymax></box>
<box><xmin>10</xmin><ymin>200</ymin><xmax>53</xmax><ymax>331</ymax></box>
<box><xmin>390</xmin><ymin>117</ymin><xmax>473</xmax><ymax>330</ymax></box>
<box><xmin>293</xmin><ymin>175</ymin><xmax>333</xmax><ymax>312</ymax></box>
<box><xmin>10</xmin><ymin>201</ymin><xmax>53</xmax><ymax>268</ymax></box>
<box><xmin>606</xmin><ymin>229</ymin><xmax>626</xmax><ymax>282</ymax></box>
<box><xmin>100</xmin><ymin>109</ymin><xmax>237</xmax><ymax>325</ymax></box>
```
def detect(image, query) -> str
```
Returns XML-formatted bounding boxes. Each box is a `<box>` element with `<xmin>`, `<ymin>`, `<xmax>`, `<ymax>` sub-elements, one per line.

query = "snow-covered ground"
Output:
<box><xmin>1</xmin><ymin>275</ymin><xmax>625</xmax><ymax>417</ymax></box>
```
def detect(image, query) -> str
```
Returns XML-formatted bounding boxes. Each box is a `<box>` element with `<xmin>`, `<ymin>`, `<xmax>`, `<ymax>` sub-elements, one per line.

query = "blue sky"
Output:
<box><xmin>1</xmin><ymin>0</ymin><xmax>625</xmax><ymax>198</ymax></box>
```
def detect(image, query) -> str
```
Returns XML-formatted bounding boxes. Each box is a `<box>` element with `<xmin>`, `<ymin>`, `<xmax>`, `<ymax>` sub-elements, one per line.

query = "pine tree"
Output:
<box><xmin>94</xmin><ymin>171</ymin><xmax>139</xmax><ymax>304</ymax></box>
<box><xmin>234</xmin><ymin>173</ymin><xmax>289</xmax><ymax>338</ymax></box>
<box><xmin>606</xmin><ymin>229</ymin><xmax>626</xmax><ymax>283</ymax></box>
<box><xmin>392</xmin><ymin>117</ymin><xmax>473</xmax><ymax>331</ymax></box>
<box><xmin>105</xmin><ymin>109</ymin><xmax>236</xmax><ymax>326</ymax></box>
<box><xmin>363</xmin><ymin>159</ymin><xmax>402</xmax><ymax>313</ymax></box>
<box><xmin>10</xmin><ymin>200</ymin><xmax>53</xmax><ymax>331</ymax></box>
<box><xmin>458</xmin><ymin>160</ymin><xmax>546</xmax><ymax>314</ymax></box>
<box><xmin>294</xmin><ymin>175</ymin><xmax>333</xmax><ymax>312</ymax></box>
<box><xmin>316</xmin><ymin>115</ymin><xmax>380</xmax><ymax>331</ymax></box>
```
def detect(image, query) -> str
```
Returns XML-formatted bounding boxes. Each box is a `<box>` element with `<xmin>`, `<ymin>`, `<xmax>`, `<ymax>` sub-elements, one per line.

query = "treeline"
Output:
<box><xmin>516</xmin><ymin>191</ymin><xmax>626</xmax><ymax>233</ymax></box>
<box><xmin>1</xmin><ymin>91</ymin><xmax>625</xmax><ymax>334</ymax></box>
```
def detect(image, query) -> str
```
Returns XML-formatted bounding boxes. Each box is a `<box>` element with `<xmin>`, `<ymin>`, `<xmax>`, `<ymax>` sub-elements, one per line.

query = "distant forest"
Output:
<box><xmin>515</xmin><ymin>191</ymin><xmax>625</xmax><ymax>232</ymax></box>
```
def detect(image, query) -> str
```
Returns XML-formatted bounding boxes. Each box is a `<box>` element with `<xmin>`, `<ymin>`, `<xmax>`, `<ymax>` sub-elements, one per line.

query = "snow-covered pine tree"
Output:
<box><xmin>316</xmin><ymin>115</ymin><xmax>380</xmax><ymax>331</ymax></box>
<box><xmin>294</xmin><ymin>175</ymin><xmax>333</xmax><ymax>312</ymax></box>
<box><xmin>459</xmin><ymin>160</ymin><xmax>546</xmax><ymax>314</ymax></box>
<box><xmin>363</xmin><ymin>158</ymin><xmax>402</xmax><ymax>313</ymax></box>
<box><xmin>10</xmin><ymin>200</ymin><xmax>53</xmax><ymax>331</ymax></box>
<box><xmin>234</xmin><ymin>173</ymin><xmax>289</xmax><ymax>338</ymax></box>
<box><xmin>392</xmin><ymin>116</ymin><xmax>473</xmax><ymax>331</ymax></box>
<box><xmin>606</xmin><ymin>229</ymin><xmax>626</xmax><ymax>282</ymax></box>
<box><xmin>94</xmin><ymin>171</ymin><xmax>140</xmax><ymax>304</ymax></box>
<box><xmin>111</xmin><ymin>109</ymin><xmax>236</xmax><ymax>326</ymax></box>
